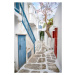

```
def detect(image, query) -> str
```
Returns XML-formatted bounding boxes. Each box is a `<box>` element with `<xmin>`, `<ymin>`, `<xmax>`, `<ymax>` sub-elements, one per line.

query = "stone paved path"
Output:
<box><xmin>18</xmin><ymin>47</ymin><xmax>59</xmax><ymax>73</ymax></box>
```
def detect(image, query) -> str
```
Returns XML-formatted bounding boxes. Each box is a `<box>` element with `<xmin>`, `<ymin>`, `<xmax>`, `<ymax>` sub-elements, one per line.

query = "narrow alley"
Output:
<box><xmin>2</xmin><ymin>0</ymin><xmax>75</xmax><ymax>75</ymax></box>
<box><xmin>18</xmin><ymin>42</ymin><xmax>59</xmax><ymax>73</ymax></box>
<box><xmin>14</xmin><ymin>2</ymin><xmax>62</xmax><ymax>73</ymax></box>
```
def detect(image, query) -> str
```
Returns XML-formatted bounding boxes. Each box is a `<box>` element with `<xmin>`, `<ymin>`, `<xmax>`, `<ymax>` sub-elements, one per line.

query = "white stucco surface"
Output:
<box><xmin>53</xmin><ymin>3</ymin><xmax>62</xmax><ymax>72</ymax></box>
<box><xmin>14</xmin><ymin>34</ymin><xmax>18</xmax><ymax>71</ymax></box>
<box><xmin>14</xmin><ymin>14</ymin><xmax>34</xmax><ymax>71</ymax></box>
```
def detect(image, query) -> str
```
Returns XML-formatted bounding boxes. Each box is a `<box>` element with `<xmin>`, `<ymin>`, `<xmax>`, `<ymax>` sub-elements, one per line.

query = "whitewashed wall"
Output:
<box><xmin>14</xmin><ymin>34</ymin><xmax>18</xmax><ymax>72</ymax></box>
<box><xmin>24</xmin><ymin>3</ymin><xmax>29</xmax><ymax>21</ymax></box>
<box><xmin>26</xmin><ymin>34</ymin><xmax>34</xmax><ymax>62</ymax></box>
<box><xmin>45</xmin><ymin>32</ymin><xmax>48</xmax><ymax>47</ymax></box>
<box><xmin>14</xmin><ymin>12</ymin><xmax>34</xmax><ymax>72</ymax></box>
<box><xmin>14</xmin><ymin>15</ymin><xmax>27</xmax><ymax>71</ymax></box>
<box><xmin>29</xmin><ymin>4</ymin><xmax>38</xmax><ymax>27</ymax></box>
<box><xmin>53</xmin><ymin>3</ymin><xmax>62</xmax><ymax>72</ymax></box>
<box><xmin>31</xmin><ymin>26</ymin><xmax>37</xmax><ymax>43</ymax></box>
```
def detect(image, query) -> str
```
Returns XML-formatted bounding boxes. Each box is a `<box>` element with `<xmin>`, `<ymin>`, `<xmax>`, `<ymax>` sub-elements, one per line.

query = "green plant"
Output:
<box><xmin>43</xmin><ymin>18</ymin><xmax>53</xmax><ymax>28</ymax></box>
<box><xmin>43</xmin><ymin>23</ymin><xmax>46</xmax><ymax>28</ymax></box>
<box><xmin>40</xmin><ymin>31</ymin><xmax>44</xmax><ymax>41</ymax></box>
<box><xmin>36</xmin><ymin>2</ymin><xmax>58</xmax><ymax>37</ymax></box>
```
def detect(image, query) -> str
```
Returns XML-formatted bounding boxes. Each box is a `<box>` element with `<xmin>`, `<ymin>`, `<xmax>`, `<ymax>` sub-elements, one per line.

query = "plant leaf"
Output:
<box><xmin>43</xmin><ymin>23</ymin><xmax>46</xmax><ymax>28</ymax></box>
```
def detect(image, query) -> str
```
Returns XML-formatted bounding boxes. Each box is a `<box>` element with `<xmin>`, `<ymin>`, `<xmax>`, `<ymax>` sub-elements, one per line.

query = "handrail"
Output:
<box><xmin>20</xmin><ymin>3</ymin><xmax>36</xmax><ymax>43</ymax></box>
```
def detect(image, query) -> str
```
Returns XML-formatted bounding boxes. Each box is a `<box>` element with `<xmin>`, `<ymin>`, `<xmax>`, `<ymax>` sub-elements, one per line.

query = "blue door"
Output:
<box><xmin>18</xmin><ymin>35</ymin><xmax>26</xmax><ymax>68</ymax></box>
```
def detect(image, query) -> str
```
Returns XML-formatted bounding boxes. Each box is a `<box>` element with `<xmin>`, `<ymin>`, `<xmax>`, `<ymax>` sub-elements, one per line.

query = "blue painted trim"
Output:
<box><xmin>20</xmin><ymin>3</ymin><xmax>36</xmax><ymax>43</ymax></box>
<box><xmin>23</xmin><ymin>3</ymin><xmax>24</xmax><ymax>9</ymax></box>
<box><xmin>38</xmin><ymin>25</ymin><xmax>42</xmax><ymax>29</ymax></box>
<box><xmin>22</xmin><ymin>20</ymin><xmax>34</xmax><ymax>43</ymax></box>
<box><xmin>14</xmin><ymin>2</ymin><xmax>36</xmax><ymax>44</ymax></box>
<box><xmin>14</xmin><ymin>8</ymin><xmax>19</xmax><ymax>13</ymax></box>
<box><xmin>14</xmin><ymin>3</ymin><xmax>20</xmax><ymax>13</ymax></box>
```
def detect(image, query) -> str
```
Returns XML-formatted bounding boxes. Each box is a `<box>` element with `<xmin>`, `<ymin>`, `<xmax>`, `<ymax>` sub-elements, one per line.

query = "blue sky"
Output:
<box><xmin>32</xmin><ymin>2</ymin><xmax>40</xmax><ymax>10</ymax></box>
<box><xmin>32</xmin><ymin>2</ymin><xmax>59</xmax><ymax>20</ymax></box>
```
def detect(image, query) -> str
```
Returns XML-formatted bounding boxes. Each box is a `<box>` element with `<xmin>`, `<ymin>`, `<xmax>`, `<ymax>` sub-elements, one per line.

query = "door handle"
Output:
<box><xmin>19</xmin><ymin>45</ymin><xmax>21</xmax><ymax>50</ymax></box>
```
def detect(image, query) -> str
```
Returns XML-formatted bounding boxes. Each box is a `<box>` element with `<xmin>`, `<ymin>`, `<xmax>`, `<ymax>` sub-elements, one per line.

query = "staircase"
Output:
<box><xmin>35</xmin><ymin>41</ymin><xmax>42</xmax><ymax>52</ymax></box>
<box><xmin>35</xmin><ymin>41</ymin><xmax>47</xmax><ymax>52</ymax></box>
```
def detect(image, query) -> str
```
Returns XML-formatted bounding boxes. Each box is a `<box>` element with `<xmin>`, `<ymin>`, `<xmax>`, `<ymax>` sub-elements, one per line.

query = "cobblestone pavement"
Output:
<box><xmin>18</xmin><ymin>47</ymin><xmax>59</xmax><ymax>73</ymax></box>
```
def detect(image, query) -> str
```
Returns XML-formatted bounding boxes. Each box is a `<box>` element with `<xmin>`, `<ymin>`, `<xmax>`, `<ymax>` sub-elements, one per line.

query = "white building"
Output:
<box><xmin>14</xmin><ymin>2</ymin><xmax>39</xmax><ymax>72</ymax></box>
<box><xmin>28</xmin><ymin>3</ymin><xmax>39</xmax><ymax>46</ymax></box>
<box><xmin>49</xmin><ymin>3</ymin><xmax>62</xmax><ymax>72</ymax></box>
<box><xmin>38</xmin><ymin>21</ymin><xmax>45</xmax><ymax>41</ymax></box>
<box><xmin>37</xmin><ymin>20</ymin><xmax>51</xmax><ymax>50</ymax></box>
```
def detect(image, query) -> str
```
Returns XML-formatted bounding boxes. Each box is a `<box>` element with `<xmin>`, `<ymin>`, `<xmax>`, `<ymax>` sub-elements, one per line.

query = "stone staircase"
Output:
<box><xmin>35</xmin><ymin>41</ymin><xmax>47</xmax><ymax>52</ymax></box>
<box><xmin>35</xmin><ymin>41</ymin><xmax>42</xmax><ymax>52</ymax></box>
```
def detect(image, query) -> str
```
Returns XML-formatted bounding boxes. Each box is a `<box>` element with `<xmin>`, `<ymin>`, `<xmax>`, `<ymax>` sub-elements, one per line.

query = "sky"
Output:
<box><xmin>32</xmin><ymin>2</ymin><xmax>59</xmax><ymax>21</ymax></box>
<box><xmin>32</xmin><ymin>2</ymin><xmax>40</xmax><ymax>10</ymax></box>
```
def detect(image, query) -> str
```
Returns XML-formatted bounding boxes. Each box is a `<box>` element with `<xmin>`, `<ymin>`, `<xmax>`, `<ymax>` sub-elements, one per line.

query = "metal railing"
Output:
<box><xmin>14</xmin><ymin>3</ymin><xmax>36</xmax><ymax>44</ymax></box>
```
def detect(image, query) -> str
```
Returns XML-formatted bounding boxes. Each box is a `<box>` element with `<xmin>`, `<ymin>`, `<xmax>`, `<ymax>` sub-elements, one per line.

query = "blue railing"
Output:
<box><xmin>14</xmin><ymin>3</ymin><xmax>36</xmax><ymax>44</ymax></box>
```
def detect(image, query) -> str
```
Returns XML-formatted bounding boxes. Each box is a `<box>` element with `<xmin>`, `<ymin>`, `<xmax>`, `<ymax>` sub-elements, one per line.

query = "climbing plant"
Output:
<box><xmin>43</xmin><ymin>18</ymin><xmax>53</xmax><ymax>28</ymax></box>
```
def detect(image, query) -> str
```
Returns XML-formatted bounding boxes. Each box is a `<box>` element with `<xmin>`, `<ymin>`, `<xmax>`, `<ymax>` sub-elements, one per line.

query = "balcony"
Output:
<box><xmin>29</xmin><ymin>5</ymin><xmax>38</xmax><ymax>27</ymax></box>
<box><xmin>14</xmin><ymin>3</ymin><xmax>36</xmax><ymax>44</ymax></box>
<box><xmin>29</xmin><ymin>13</ymin><xmax>37</xmax><ymax>27</ymax></box>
